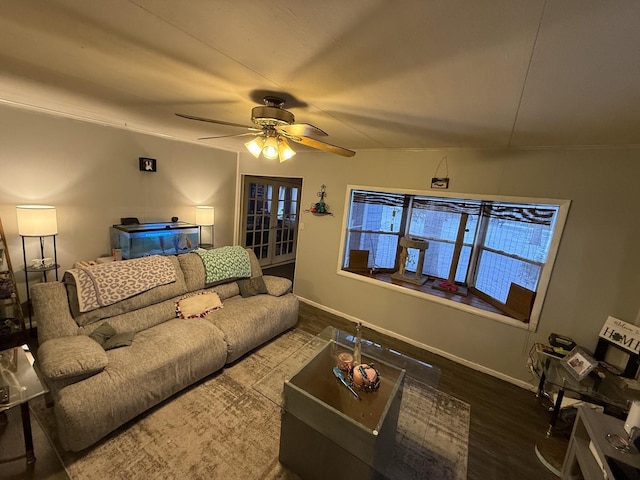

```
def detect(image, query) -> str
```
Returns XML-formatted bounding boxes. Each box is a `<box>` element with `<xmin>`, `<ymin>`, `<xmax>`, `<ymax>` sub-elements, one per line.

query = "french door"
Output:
<box><xmin>241</xmin><ymin>176</ymin><xmax>302</xmax><ymax>267</ymax></box>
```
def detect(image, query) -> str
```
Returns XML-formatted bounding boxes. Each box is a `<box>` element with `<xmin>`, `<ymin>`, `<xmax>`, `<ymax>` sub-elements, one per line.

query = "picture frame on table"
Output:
<box><xmin>561</xmin><ymin>346</ymin><xmax>598</xmax><ymax>381</ymax></box>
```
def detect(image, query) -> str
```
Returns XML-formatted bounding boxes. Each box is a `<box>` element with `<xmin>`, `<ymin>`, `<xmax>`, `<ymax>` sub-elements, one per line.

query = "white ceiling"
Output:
<box><xmin>1</xmin><ymin>0</ymin><xmax>639</xmax><ymax>154</ymax></box>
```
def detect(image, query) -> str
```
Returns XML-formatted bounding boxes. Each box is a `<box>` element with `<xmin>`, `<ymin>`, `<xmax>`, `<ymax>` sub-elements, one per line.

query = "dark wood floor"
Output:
<box><xmin>296</xmin><ymin>301</ymin><xmax>569</xmax><ymax>480</ymax></box>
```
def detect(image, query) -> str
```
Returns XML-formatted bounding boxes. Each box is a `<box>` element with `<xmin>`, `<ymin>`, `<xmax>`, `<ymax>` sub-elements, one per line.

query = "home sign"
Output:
<box><xmin>599</xmin><ymin>316</ymin><xmax>640</xmax><ymax>355</ymax></box>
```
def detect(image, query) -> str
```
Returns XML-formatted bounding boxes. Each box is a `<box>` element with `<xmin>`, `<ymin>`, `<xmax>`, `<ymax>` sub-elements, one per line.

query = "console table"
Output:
<box><xmin>562</xmin><ymin>405</ymin><xmax>640</xmax><ymax>479</ymax></box>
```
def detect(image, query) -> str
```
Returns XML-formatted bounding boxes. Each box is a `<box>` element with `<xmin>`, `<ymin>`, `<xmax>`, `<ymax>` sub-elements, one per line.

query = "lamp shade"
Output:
<box><xmin>245</xmin><ymin>137</ymin><xmax>264</xmax><ymax>158</ymax></box>
<box><xmin>195</xmin><ymin>206</ymin><xmax>215</xmax><ymax>226</ymax></box>
<box><xmin>16</xmin><ymin>205</ymin><xmax>58</xmax><ymax>236</ymax></box>
<box><xmin>262</xmin><ymin>137</ymin><xmax>279</xmax><ymax>160</ymax></box>
<box><xmin>278</xmin><ymin>137</ymin><xmax>296</xmax><ymax>162</ymax></box>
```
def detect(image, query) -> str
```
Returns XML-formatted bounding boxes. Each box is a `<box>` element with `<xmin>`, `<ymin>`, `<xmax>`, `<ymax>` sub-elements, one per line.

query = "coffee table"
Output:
<box><xmin>318</xmin><ymin>326</ymin><xmax>441</xmax><ymax>387</ymax></box>
<box><xmin>278</xmin><ymin>326</ymin><xmax>441</xmax><ymax>480</ymax></box>
<box><xmin>0</xmin><ymin>344</ymin><xmax>48</xmax><ymax>465</ymax></box>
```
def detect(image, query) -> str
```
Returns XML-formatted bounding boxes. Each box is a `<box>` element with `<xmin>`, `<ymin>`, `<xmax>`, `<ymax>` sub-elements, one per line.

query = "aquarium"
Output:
<box><xmin>110</xmin><ymin>222</ymin><xmax>199</xmax><ymax>259</ymax></box>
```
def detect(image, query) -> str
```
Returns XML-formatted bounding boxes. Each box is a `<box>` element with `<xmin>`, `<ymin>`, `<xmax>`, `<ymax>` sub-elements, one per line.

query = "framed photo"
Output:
<box><xmin>139</xmin><ymin>157</ymin><xmax>157</xmax><ymax>172</ymax></box>
<box><xmin>431</xmin><ymin>177</ymin><xmax>449</xmax><ymax>189</ymax></box>
<box><xmin>561</xmin><ymin>347</ymin><xmax>598</xmax><ymax>381</ymax></box>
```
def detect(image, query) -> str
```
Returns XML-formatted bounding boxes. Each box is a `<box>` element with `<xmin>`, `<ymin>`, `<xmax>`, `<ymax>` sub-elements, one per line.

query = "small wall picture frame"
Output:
<box><xmin>139</xmin><ymin>157</ymin><xmax>157</xmax><ymax>172</ymax></box>
<box><xmin>561</xmin><ymin>347</ymin><xmax>598</xmax><ymax>381</ymax></box>
<box><xmin>431</xmin><ymin>177</ymin><xmax>449</xmax><ymax>189</ymax></box>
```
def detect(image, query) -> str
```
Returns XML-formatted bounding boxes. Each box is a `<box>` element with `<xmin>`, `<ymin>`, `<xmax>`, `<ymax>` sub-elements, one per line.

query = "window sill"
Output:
<box><xmin>337</xmin><ymin>269</ymin><xmax>536</xmax><ymax>331</ymax></box>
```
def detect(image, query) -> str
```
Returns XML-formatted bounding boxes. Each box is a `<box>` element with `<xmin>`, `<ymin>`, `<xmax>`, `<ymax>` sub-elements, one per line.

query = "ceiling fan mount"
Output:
<box><xmin>251</xmin><ymin>96</ymin><xmax>295</xmax><ymax>127</ymax></box>
<box><xmin>175</xmin><ymin>95</ymin><xmax>355</xmax><ymax>159</ymax></box>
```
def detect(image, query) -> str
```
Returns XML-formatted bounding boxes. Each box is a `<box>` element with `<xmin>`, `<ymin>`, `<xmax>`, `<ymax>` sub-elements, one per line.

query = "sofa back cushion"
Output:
<box><xmin>65</xmin><ymin>255</ymin><xmax>188</xmax><ymax>326</ymax></box>
<box><xmin>178</xmin><ymin>248</ymin><xmax>264</xmax><ymax>293</ymax></box>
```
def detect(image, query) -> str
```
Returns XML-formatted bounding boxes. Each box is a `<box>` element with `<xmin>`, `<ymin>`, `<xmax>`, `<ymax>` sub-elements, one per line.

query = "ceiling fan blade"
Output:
<box><xmin>176</xmin><ymin>113</ymin><xmax>260</xmax><ymax>131</ymax></box>
<box><xmin>198</xmin><ymin>132</ymin><xmax>259</xmax><ymax>140</ymax></box>
<box><xmin>277</xmin><ymin>123</ymin><xmax>328</xmax><ymax>137</ymax></box>
<box><xmin>288</xmin><ymin>135</ymin><xmax>355</xmax><ymax>157</ymax></box>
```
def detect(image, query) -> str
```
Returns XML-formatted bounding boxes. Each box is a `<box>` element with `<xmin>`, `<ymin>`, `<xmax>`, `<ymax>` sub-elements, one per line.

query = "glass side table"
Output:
<box><xmin>530</xmin><ymin>342</ymin><xmax>637</xmax><ymax>475</ymax></box>
<box><xmin>0</xmin><ymin>344</ymin><xmax>48</xmax><ymax>465</ymax></box>
<box><xmin>530</xmin><ymin>343</ymin><xmax>630</xmax><ymax>434</ymax></box>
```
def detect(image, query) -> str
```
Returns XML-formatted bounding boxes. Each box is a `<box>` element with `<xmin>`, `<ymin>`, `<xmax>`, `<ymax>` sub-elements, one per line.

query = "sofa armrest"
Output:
<box><xmin>38</xmin><ymin>336</ymin><xmax>108</xmax><ymax>382</ymax></box>
<box><xmin>263</xmin><ymin>275</ymin><xmax>293</xmax><ymax>297</ymax></box>
<box><xmin>31</xmin><ymin>282</ymin><xmax>79</xmax><ymax>344</ymax></box>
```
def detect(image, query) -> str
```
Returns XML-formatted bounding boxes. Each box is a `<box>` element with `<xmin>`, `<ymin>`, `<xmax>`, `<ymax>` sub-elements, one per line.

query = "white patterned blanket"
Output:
<box><xmin>68</xmin><ymin>255</ymin><xmax>177</xmax><ymax>313</ymax></box>
<box><xmin>195</xmin><ymin>246</ymin><xmax>251</xmax><ymax>284</ymax></box>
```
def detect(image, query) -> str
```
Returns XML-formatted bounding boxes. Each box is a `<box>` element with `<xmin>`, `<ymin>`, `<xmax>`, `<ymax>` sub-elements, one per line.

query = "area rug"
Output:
<box><xmin>31</xmin><ymin>328</ymin><xmax>469</xmax><ymax>480</ymax></box>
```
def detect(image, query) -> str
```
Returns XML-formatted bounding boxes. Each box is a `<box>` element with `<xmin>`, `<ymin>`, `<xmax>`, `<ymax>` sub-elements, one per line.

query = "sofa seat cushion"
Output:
<box><xmin>54</xmin><ymin>318</ymin><xmax>228</xmax><ymax>452</ymax></box>
<box><xmin>204</xmin><ymin>293</ymin><xmax>299</xmax><ymax>363</ymax></box>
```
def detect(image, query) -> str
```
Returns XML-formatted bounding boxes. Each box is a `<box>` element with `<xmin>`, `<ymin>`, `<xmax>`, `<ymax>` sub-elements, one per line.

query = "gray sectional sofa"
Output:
<box><xmin>31</xmin><ymin>248</ymin><xmax>298</xmax><ymax>452</ymax></box>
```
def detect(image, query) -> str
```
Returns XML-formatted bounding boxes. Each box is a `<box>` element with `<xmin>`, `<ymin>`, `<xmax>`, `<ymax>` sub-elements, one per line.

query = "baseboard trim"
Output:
<box><xmin>298</xmin><ymin>296</ymin><xmax>535</xmax><ymax>392</ymax></box>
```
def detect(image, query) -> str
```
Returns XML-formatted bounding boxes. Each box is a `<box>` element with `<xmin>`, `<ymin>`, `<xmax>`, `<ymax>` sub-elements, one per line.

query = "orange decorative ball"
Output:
<box><xmin>351</xmin><ymin>363</ymin><xmax>381</xmax><ymax>392</ymax></box>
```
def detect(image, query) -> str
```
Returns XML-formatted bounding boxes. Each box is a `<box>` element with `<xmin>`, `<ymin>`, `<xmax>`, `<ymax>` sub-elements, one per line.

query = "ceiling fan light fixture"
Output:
<box><xmin>262</xmin><ymin>136</ymin><xmax>279</xmax><ymax>160</ymax></box>
<box><xmin>245</xmin><ymin>137</ymin><xmax>264</xmax><ymax>158</ymax></box>
<box><xmin>278</xmin><ymin>137</ymin><xmax>296</xmax><ymax>162</ymax></box>
<box><xmin>178</xmin><ymin>95</ymin><xmax>355</xmax><ymax>159</ymax></box>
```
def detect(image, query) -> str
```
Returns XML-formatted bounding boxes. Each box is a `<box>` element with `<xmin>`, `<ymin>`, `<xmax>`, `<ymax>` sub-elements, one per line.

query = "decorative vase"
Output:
<box><xmin>353</xmin><ymin>322</ymin><xmax>362</xmax><ymax>365</ymax></box>
<box><xmin>337</xmin><ymin>352</ymin><xmax>354</xmax><ymax>372</ymax></box>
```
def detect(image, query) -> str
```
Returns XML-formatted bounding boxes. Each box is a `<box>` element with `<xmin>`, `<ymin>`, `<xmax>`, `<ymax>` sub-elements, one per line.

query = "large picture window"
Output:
<box><xmin>340</xmin><ymin>186</ymin><xmax>570</xmax><ymax>330</ymax></box>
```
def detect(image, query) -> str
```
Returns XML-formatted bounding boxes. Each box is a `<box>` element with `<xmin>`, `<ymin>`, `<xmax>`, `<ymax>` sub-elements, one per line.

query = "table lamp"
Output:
<box><xmin>195</xmin><ymin>206</ymin><xmax>214</xmax><ymax>249</ymax></box>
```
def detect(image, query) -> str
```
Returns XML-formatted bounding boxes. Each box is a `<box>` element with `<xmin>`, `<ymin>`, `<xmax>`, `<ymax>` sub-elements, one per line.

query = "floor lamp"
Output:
<box><xmin>195</xmin><ymin>206</ymin><xmax>214</xmax><ymax>249</ymax></box>
<box><xmin>16</xmin><ymin>205</ymin><xmax>59</xmax><ymax>330</ymax></box>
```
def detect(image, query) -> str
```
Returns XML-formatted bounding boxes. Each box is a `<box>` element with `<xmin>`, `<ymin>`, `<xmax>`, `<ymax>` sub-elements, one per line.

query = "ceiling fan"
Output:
<box><xmin>176</xmin><ymin>96</ymin><xmax>355</xmax><ymax>161</ymax></box>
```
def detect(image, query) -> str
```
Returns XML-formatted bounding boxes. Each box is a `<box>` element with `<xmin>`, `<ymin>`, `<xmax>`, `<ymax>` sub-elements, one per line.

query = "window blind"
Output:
<box><xmin>351</xmin><ymin>190</ymin><xmax>405</xmax><ymax>207</ymax></box>
<box><xmin>481</xmin><ymin>204</ymin><xmax>557</xmax><ymax>226</ymax></box>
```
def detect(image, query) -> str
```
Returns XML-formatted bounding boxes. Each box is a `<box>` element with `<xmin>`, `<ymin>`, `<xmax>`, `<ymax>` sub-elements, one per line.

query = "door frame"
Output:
<box><xmin>240</xmin><ymin>175</ymin><xmax>303</xmax><ymax>268</ymax></box>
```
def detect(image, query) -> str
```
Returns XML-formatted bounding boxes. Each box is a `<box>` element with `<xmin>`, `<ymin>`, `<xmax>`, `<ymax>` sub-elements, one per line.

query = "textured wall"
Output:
<box><xmin>0</xmin><ymin>104</ymin><xmax>238</xmax><ymax>304</ymax></box>
<box><xmin>239</xmin><ymin>147</ymin><xmax>640</xmax><ymax>385</ymax></box>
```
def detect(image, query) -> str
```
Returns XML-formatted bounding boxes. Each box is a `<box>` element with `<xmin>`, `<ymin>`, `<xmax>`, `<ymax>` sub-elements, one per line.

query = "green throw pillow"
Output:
<box><xmin>237</xmin><ymin>276</ymin><xmax>268</xmax><ymax>298</ymax></box>
<box><xmin>89</xmin><ymin>322</ymin><xmax>135</xmax><ymax>350</ymax></box>
<box><xmin>89</xmin><ymin>322</ymin><xmax>117</xmax><ymax>347</ymax></box>
<box><xmin>103</xmin><ymin>332</ymin><xmax>135</xmax><ymax>350</ymax></box>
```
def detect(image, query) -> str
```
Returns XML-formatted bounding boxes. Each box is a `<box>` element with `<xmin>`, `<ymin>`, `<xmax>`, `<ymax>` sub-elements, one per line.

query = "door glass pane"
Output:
<box><xmin>245</xmin><ymin>178</ymin><xmax>300</xmax><ymax>266</ymax></box>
